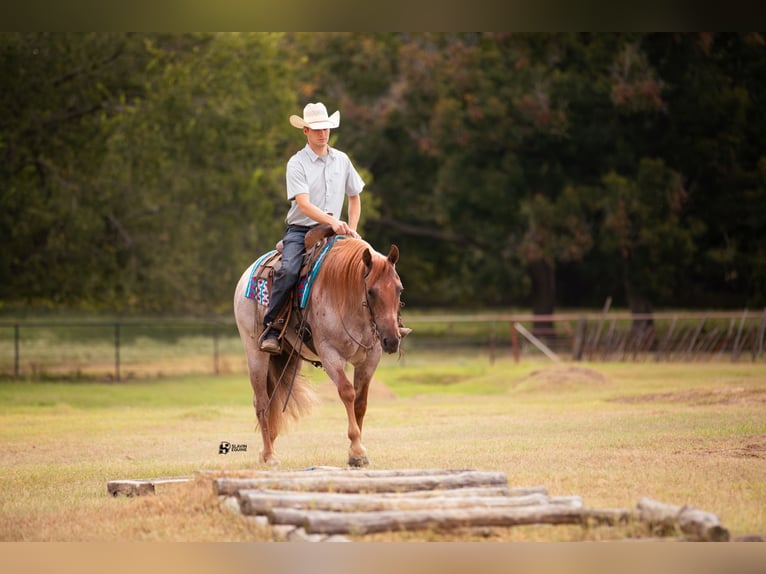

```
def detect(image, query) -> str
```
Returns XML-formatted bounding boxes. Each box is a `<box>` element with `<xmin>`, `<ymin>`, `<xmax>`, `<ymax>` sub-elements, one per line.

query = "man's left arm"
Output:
<box><xmin>347</xmin><ymin>194</ymin><xmax>361</xmax><ymax>234</ymax></box>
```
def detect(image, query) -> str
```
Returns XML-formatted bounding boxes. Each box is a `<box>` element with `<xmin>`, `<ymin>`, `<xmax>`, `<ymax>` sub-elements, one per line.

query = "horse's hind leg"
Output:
<box><xmin>244</xmin><ymin>345</ymin><xmax>280</xmax><ymax>466</ymax></box>
<box><xmin>235</xmin><ymin>273</ymin><xmax>280</xmax><ymax>466</ymax></box>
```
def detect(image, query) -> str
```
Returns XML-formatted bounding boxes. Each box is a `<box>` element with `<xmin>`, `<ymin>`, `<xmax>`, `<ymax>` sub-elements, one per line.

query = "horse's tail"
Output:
<box><xmin>265</xmin><ymin>351</ymin><xmax>317</xmax><ymax>436</ymax></box>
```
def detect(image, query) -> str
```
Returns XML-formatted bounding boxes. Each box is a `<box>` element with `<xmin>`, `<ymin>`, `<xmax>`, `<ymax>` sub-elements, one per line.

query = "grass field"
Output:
<box><xmin>0</xmin><ymin>352</ymin><xmax>764</xmax><ymax>542</ymax></box>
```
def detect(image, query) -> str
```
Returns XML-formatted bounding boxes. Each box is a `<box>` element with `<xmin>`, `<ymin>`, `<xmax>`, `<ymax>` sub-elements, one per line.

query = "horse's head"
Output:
<box><xmin>362</xmin><ymin>244</ymin><xmax>404</xmax><ymax>354</ymax></box>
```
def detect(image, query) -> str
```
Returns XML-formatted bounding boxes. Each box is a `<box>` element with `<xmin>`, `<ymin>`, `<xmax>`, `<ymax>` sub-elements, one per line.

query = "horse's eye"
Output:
<box><xmin>367</xmin><ymin>288</ymin><xmax>376</xmax><ymax>298</ymax></box>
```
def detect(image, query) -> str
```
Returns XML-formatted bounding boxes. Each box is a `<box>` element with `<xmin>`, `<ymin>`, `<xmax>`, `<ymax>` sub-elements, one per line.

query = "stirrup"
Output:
<box><xmin>258</xmin><ymin>328</ymin><xmax>281</xmax><ymax>354</ymax></box>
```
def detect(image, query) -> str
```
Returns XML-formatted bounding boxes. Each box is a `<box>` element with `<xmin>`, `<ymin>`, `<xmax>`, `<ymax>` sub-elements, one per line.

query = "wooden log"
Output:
<box><xmin>366</xmin><ymin>485</ymin><xmax>547</xmax><ymax>499</ymax></box>
<box><xmin>581</xmin><ymin>508</ymin><xmax>633</xmax><ymax>526</ymax></box>
<box><xmin>244</xmin><ymin>485</ymin><xmax>544</xmax><ymax>499</ymax></box>
<box><xmin>214</xmin><ymin>470</ymin><xmax>508</xmax><ymax>496</ymax></box>
<box><xmin>268</xmin><ymin>504</ymin><xmax>585</xmax><ymax>535</ymax></box>
<box><xmin>206</xmin><ymin>467</ymin><xmax>472</xmax><ymax>482</ymax></box>
<box><xmin>637</xmin><ymin>496</ymin><xmax>682</xmax><ymax>532</ymax></box>
<box><xmin>238</xmin><ymin>490</ymin><xmax>555</xmax><ymax>515</ymax></box>
<box><xmin>636</xmin><ymin>497</ymin><xmax>729</xmax><ymax>541</ymax></box>
<box><xmin>383</xmin><ymin>486</ymin><xmax>527</xmax><ymax>498</ymax></box>
<box><xmin>202</xmin><ymin>466</ymin><xmax>475</xmax><ymax>478</ymax></box>
<box><xmin>677</xmin><ymin>504</ymin><xmax>730</xmax><ymax>542</ymax></box>
<box><xmin>107</xmin><ymin>477</ymin><xmax>192</xmax><ymax>497</ymax></box>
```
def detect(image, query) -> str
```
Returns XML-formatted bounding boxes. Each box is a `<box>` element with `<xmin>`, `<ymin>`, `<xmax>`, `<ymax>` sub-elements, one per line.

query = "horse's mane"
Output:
<box><xmin>316</xmin><ymin>238</ymin><xmax>376</xmax><ymax>314</ymax></box>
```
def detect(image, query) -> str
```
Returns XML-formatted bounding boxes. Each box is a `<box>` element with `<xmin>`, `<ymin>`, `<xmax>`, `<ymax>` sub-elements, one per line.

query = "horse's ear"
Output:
<box><xmin>362</xmin><ymin>248</ymin><xmax>373</xmax><ymax>273</ymax></box>
<box><xmin>387</xmin><ymin>244</ymin><xmax>399</xmax><ymax>265</ymax></box>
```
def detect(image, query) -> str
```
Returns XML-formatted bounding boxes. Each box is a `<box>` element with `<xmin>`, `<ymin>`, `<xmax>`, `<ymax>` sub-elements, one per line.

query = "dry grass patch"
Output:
<box><xmin>1</xmin><ymin>360</ymin><xmax>765</xmax><ymax>541</ymax></box>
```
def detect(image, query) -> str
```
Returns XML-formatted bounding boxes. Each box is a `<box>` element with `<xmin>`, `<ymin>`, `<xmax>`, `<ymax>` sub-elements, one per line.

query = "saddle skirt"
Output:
<box><xmin>244</xmin><ymin>234</ymin><xmax>344</xmax><ymax>310</ymax></box>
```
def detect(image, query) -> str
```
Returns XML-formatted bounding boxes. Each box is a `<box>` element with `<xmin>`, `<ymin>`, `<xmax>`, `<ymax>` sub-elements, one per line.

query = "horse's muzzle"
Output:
<box><xmin>381</xmin><ymin>335</ymin><xmax>401</xmax><ymax>354</ymax></box>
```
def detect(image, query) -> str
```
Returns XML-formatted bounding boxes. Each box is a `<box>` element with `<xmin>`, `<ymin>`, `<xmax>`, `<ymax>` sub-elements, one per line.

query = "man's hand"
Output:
<box><xmin>331</xmin><ymin>219</ymin><xmax>359</xmax><ymax>238</ymax></box>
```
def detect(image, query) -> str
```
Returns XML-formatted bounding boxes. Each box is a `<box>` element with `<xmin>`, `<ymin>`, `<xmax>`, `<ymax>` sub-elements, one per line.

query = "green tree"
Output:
<box><xmin>0</xmin><ymin>32</ymin><xmax>150</xmax><ymax>308</ymax></box>
<box><xmin>1</xmin><ymin>33</ymin><xmax>297</xmax><ymax>314</ymax></box>
<box><xmin>93</xmin><ymin>33</ymin><xmax>296</xmax><ymax>313</ymax></box>
<box><xmin>599</xmin><ymin>159</ymin><xmax>704</xmax><ymax>315</ymax></box>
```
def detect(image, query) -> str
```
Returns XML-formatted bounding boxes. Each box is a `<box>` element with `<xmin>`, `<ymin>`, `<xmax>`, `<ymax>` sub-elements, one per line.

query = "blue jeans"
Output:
<box><xmin>263</xmin><ymin>225</ymin><xmax>309</xmax><ymax>331</ymax></box>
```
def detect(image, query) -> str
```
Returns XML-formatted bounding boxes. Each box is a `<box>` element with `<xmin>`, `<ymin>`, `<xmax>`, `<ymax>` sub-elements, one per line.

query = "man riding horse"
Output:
<box><xmin>259</xmin><ymin>102</ymin><xmax>364</xmax><ymax>354</ymax></box>
<box><xmin>260</xmin><ymin>101</ymin><xmax>409</xmax><ymax>354</ymax></box>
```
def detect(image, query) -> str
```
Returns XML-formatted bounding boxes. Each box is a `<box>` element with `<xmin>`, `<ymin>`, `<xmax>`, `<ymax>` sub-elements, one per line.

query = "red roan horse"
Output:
<box><xmin>233</xmin><ymin>236</ymin><xmax>406</xmax><ymax>467</ymax></box>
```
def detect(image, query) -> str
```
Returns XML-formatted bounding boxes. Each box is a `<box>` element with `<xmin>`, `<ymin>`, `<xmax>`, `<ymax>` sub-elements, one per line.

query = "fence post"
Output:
<box><xmin>14</xmin><ymin>323</ymin><xmax>20</xmax><ymax>379</ymax></box>
<box><xmin>510</xmin><ymin>322</ymin><xmax>519</xmax><ymax>363</ymax></box>
<box><xmin>114</xmin><ymin>322</ymin><xmax>121</xmax><ymax>382</ymax></box>
<box><xmin>213</xmin><ymin>323</ymin><xmax>220</xmax><ymax>375</ymax></box>
<box><xmin>572</xmin><ymin>317</ymin><xmax>586</xmax><ymax>361</ymax></box>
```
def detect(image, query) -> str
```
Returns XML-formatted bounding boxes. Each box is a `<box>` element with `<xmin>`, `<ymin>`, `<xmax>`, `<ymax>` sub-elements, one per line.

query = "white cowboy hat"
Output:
<box><xmin>289</xmin><ymin>102</ymin><xmax>340</xmax><ymax>130</ymax></box>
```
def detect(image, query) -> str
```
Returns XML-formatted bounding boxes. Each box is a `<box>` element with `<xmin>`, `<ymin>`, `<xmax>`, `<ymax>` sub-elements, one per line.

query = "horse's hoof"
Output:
<box><xmin>348</xmin><ymin>454</ymin><xmax>370</xmax><ymax>467</ymax></box>
<box><xmin>260</xmin><ymin>452</ymin><xmax>280</xmax><ymax>467</ymax></box>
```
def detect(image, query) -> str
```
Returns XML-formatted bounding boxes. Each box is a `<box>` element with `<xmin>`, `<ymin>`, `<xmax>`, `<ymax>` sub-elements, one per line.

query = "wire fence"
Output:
<box><xmin>0</xmin><ymin>320</ymin><xmax>242</xmax><ymax>381</ymax></box>
<box><xmin>1</xmin><ymin>309</ymin><xmax>764</xmax><ymax>381</ymax></box>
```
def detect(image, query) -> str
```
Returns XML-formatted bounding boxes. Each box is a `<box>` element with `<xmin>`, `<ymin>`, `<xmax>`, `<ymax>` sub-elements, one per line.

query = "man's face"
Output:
<box><xmin>305</xmin><ymin>127</ymin><xmax>330</xmax><ymax>148</ymax></box>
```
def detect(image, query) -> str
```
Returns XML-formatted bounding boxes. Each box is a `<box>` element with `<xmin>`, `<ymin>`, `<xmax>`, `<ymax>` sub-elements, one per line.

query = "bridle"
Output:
<box><xmin>341</xmin><ymin>269</ymin><xmax>380</xmax><ymax>351</ymax></box>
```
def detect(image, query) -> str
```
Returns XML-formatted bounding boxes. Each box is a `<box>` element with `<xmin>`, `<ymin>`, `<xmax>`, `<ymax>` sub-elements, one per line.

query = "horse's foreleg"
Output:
<box><xmin>352</xmin><ymin>363</ymin><xmax>376</xmax><ymax>436</ymax></box>
<box><xmin>325</xmin><ymin>361</ymin><xmax>368</xmax><ymax>467</ymax></box>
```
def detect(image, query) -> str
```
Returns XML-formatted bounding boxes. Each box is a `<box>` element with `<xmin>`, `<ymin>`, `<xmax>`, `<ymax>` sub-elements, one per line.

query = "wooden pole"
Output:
<box><xmin>269</xmin><ymin>505</ymin><xmax>586</xmax><ymax>535</ymax></box>
<box><xmin>636</xmin><ymin>497</ymin><xmax>729</xmax><ymax>542</ymax></box>
<box><xmin>214</xmin><ymin>470</ymin><xmax>508</xmax><ymax>496</ymax></box>
<box><xmin>513</xmin><ymin>323</ymin><xmax>561</xmax><ymax>363</ymax></box>
<box><xmin>238</xmin><ymin>490</ymin><xmax>577</xmax><ymax>516</ymax></box>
